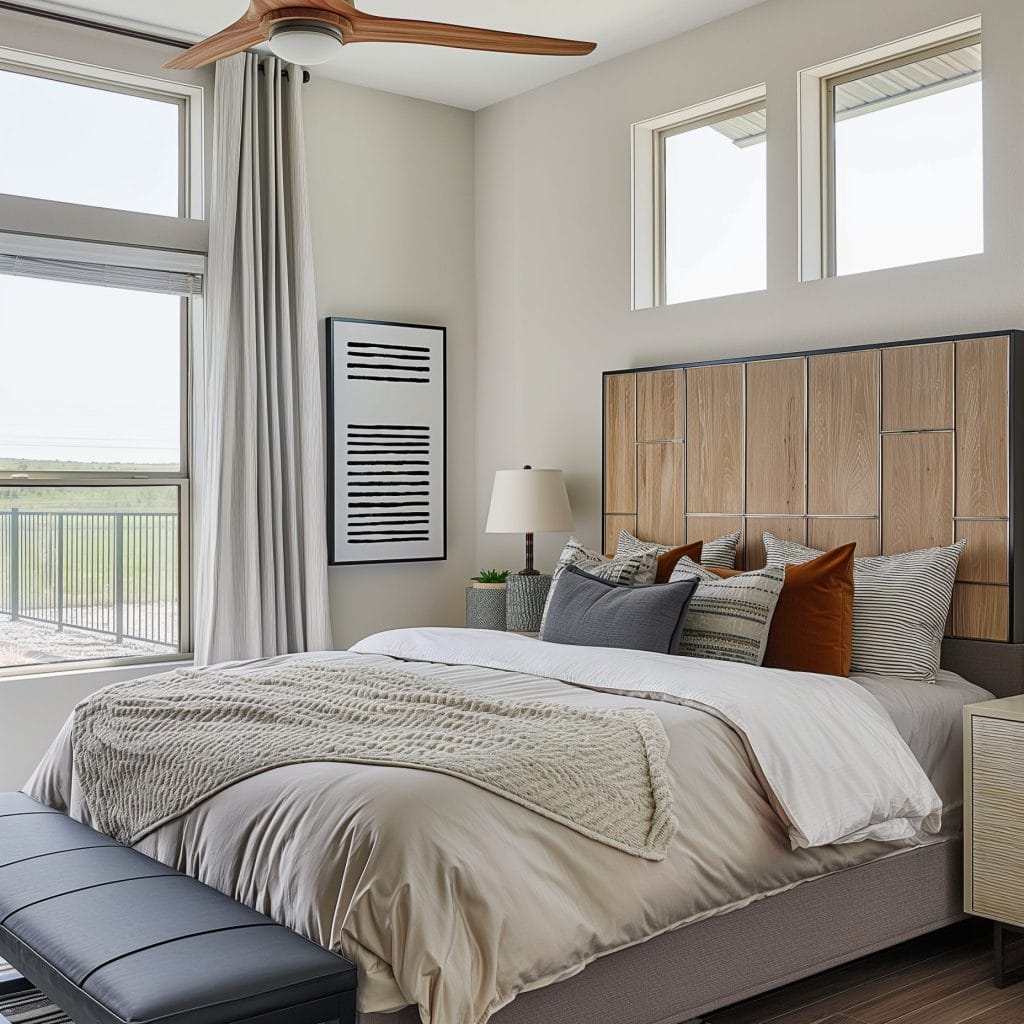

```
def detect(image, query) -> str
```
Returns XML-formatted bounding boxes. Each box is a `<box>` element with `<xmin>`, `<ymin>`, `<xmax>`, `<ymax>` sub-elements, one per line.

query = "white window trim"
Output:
<box><xmin>797</xmin><ymin>15</ymin><xmax>982</xmax><ymax>283</ymax></box>
<box><xmin>631</xmin><ymin>84</ymin><xmax>766</xmax><ymax>311</ymax></box>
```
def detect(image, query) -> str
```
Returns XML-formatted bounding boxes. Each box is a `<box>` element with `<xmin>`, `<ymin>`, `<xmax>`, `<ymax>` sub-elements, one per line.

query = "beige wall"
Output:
<box><xmin>305</xmin><ymin>78</ymin><xmax>476</xmax><ymax>648</ymax></box>
<box><xmin>473</xmin><ymin>0</ymin><xmax>1024</xmax><ymax>572</ymax></box>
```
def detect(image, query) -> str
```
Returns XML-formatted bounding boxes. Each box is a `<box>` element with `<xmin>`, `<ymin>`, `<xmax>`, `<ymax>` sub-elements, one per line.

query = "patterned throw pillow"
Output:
<box><xmin>616</xmin><ymin>529</ymin><xmax>740</xmax><ymax>570</ymax></box>
<box><xmin>540</xmin><ymin>537</ymin><xmax>659</xmax><ymax>633</ymax></box>
<box><xmin>668</xmin><ymin>557</ymin><xmax>785</xmax><ymax>666</ymax></box>
<box><xmin>762</xmin><ymin>532</ymin><xmax>965</xmax><ymax>681</ymax></box>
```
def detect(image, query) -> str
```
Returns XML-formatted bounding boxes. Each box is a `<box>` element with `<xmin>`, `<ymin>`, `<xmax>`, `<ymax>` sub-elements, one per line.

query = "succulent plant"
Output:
<box><xmin>471</xmin><ymin>569</ymin><xmax>510</xmax><ymax>584</ymax></box>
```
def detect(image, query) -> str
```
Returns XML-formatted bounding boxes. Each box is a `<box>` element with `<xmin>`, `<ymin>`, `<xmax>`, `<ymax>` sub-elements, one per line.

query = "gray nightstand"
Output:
<box><xmin>465</xmin><ymin>586</ymin><xmax>508</xmax><ymax>631</ymax></box>
<box><xmin>964</xmin><ymin>696</ymin><xmax>1024</xmax><ymax>986</ymax></box>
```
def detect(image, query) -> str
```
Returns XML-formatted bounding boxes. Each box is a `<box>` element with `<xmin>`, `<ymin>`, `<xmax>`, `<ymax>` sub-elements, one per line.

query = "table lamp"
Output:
<box><xmin>485</xmin><ymin>466</ymin><xmax>574</xmax><ymax>575</ymax></box>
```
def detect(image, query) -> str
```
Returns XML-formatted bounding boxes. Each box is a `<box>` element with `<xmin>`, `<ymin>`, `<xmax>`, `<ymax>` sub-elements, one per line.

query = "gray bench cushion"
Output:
<box><xmin>0</xmin><ymin>794</ymin><xmax>356</xmax><ymax>1024</ymax></box>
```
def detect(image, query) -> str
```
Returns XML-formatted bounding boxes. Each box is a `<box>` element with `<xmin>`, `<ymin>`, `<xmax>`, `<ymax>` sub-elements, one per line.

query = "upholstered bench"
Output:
<box><xmin>0</xmin><ymin>793</ymin><xmax>357</xmax><ymax>1024</ymax></box>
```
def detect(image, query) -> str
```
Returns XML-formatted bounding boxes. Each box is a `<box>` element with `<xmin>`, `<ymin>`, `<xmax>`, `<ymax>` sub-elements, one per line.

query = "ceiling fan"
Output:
<box><xmin>164</xmin><ymin>0</ymin><xmax>597</xmax><ymax>70</ymax></box>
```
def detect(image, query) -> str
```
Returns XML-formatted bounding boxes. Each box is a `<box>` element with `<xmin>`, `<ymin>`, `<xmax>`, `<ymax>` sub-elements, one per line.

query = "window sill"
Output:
<box><xmin>0</xmin><ymin>653</ymin><xmax>192</xmax><ymax>685</ymax></box>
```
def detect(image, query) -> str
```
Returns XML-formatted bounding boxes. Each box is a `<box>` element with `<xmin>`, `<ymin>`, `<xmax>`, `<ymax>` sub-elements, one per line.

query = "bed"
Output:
<box><xmin>21</xmin><ymin>628</ymin><xmax>1002</xmax><ymax>1024</ymax></box>
<box><xmin>16</xmin><ymin>328</ymin><xmax>1024</xmax><ymax>1024</ymax></box>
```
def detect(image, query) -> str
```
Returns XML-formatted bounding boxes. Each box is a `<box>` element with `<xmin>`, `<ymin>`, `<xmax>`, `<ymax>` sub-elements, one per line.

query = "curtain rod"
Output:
<box><xmin>0</xmin><ymin>1</ymin><xmax>311</xmax><ymax>81</ymax></box>
<box><xmin>258</xmin><ymin>65</ymin><xmax>312</xmax><ymax>84</ymax></box>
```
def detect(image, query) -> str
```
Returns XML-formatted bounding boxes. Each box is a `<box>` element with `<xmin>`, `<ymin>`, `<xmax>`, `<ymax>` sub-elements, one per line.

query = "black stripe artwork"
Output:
<box><xmin>346</xmin><ymin>339</ymin><xmax>432</xmax><ymax>384</ymax></box>
<box><xmin>329</xmin><ymin>320</ymin><xmax>445</xmax><ymax>564</ymax></box>
<box><xmin>345</xmin><ymin>423</ymin><xmax>433</xmax><ymax>544</ymax></box>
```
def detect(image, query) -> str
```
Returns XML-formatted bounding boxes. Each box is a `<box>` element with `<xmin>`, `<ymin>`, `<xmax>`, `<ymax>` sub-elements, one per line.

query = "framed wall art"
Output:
<box><xmin>326</xmin><ymin>317</ymin><xmax>447</xmax><ymax>566</ymax></box>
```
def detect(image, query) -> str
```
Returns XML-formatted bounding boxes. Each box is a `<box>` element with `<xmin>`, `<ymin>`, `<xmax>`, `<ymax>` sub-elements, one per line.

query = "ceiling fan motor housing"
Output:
<box><xmin>267</xmin><ymin>14</ymin><xmax>347</xmax><ymax>64</ymax></box>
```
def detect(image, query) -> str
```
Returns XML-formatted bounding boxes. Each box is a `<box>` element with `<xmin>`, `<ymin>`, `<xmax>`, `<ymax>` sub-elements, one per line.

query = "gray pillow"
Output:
<box><xmin>540</xmin><ymin>566</ymin><xmax>698</xmax><ymax>654</ymax></box>
<box><xmin>540</xmin><ymin>536</ymin><xmax>660</xmax><ymax>634</ymax></box>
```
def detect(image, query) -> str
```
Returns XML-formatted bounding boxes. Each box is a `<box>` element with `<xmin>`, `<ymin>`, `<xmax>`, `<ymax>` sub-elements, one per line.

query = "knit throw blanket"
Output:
<box><xmin>71</xmin><ymin>661</ymin><xmax>678</xmax><ymax>861</ymax></box>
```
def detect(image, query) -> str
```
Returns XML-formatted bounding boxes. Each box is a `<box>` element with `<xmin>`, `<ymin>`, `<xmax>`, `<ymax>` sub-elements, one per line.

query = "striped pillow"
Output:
<box><xmin>669</xmin><ymin>557</ymin><xmax>785</xmax><ymax>666</ymax></box>
<box><xmin>540</xmin><ymin>537</ymin><xmax>659</xmax><ymax>633</ymax></box>
<box><xmin>763</xmin><ymin>533</ymin><xmax>965</xmax><ymax>681</ymax></box>
<box><xmin>617</xmin><ymin>529</ymin><xmax>740</xmax><ymax>570</ymax></box>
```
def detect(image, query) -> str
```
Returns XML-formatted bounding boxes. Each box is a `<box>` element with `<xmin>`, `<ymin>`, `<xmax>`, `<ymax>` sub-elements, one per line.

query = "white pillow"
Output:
<box><xmin>763</xmin><ymin>532</ymin><xmax>965</xmax><ymax>681</ymax></box>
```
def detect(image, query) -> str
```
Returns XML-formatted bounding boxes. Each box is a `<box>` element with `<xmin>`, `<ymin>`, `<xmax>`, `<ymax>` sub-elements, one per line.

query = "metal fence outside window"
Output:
<box><xmin>0</xmin><ymin>509</ymin><xmax>179</xmax><ymax>649</ymax></box>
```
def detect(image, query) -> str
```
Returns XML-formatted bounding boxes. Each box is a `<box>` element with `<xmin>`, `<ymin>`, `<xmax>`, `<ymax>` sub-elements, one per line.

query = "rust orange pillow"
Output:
<box><xmin>708</xmin><ymin>543</ymin><xmax>855</xmax><ymax>676</ymax></box>
<box><xmin>656</xmin><ymin>541</ymin><xmax>703</xmax><ymax>584</ymax></box>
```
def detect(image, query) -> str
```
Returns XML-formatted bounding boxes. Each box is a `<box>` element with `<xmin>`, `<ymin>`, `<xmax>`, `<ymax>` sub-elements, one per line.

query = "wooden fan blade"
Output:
<box><xmin>164</xmin><ymin>16</ymin><xmax>269</xmax><ymax>69</ymax></box>
<box><xmin>251</xmin><ymin>0</ymin><xmax>354</xmax><ymax>15</ymax></box>
<box><xmin>340</xmin><ymin>12</ymin><xmax>596</xmax><ymax>56</ymax></box>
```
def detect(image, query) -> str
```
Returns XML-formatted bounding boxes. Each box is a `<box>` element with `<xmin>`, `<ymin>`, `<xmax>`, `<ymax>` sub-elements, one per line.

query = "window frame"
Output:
<box><xmin>0</xmin><ymin>48</ymin><xmax>206</xmax><ymax>676</ymax></box>
<box><xmin>656</xmin><ymin>97</ymin><xmax>767</xmax><ymax>307</ymax></box>
<box><xmin>0</xmin><ymin>45</ymin><xmax>205</xmax><ymax>221</ymax></box>
<box><xmin>631</xmin><ymin>84</ymin><xmax>767</xmax><ymax>311</ymax></box>
<box><xmin>798</xmin><ymin>17</ymin><xmax>983</xmax><ymax>282</ymax></box>
<box><xmin>823</xmin><ymin>32</ymin><xmax>982</xmax><ymax>279</ymax></box>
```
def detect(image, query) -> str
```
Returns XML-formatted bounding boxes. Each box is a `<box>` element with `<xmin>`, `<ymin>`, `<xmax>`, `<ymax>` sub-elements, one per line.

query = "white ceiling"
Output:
<box><xmin>27</xmin><ymin>0</ymin><xmax>768</xmax><ymax>110</ymax></box>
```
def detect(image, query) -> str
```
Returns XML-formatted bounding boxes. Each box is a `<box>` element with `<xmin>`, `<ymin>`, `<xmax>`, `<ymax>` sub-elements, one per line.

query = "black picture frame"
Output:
<box><xmin>326</xmin><ymin>317</ymin><xmax>448</xmax><ymax>567</ymax></box>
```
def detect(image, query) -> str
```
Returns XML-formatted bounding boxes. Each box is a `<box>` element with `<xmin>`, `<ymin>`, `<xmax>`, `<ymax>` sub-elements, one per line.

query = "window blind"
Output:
<box><xmin>0</xmin><ymin>253</ymin><xmax>203</xmax><ymax>296</ymax></box>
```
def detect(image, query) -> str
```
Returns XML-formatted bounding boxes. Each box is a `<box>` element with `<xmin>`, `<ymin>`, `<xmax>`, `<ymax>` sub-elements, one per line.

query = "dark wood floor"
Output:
<box><xmin>703</xmin><ymin>922</ymin><xmax>1024</xmax><ymax>1024</ymax></box>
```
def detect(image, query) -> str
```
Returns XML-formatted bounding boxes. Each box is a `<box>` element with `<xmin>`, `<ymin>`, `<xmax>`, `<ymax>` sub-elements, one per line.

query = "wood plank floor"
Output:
<box><xmin>703</xmin><ymin>922</ymin><xmax>1024</xmax><ymax>1024</ymax></box>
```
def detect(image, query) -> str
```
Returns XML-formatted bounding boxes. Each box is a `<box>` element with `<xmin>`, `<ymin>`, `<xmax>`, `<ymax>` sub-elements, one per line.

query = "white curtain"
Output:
<box><xmin>194</xmin><ymin>53</ymin><xmax>333</xmax><ymax>664</ymax></box>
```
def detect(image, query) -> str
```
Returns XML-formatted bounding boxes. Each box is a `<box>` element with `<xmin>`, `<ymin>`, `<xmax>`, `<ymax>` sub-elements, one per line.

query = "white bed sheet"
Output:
<box><xmin>851</xmin><ymin>668</ymin><xmax>992</xmax><ymax>822</ymax></box>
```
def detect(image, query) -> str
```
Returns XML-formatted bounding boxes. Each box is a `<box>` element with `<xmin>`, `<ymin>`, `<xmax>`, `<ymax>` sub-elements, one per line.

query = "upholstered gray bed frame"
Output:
<box><xmin>362</xmin><ymin>839</ymin><xmax>962</xmax><ymax>1024</ymax></box>
<box><xmin>942</xmin><ymin>638</ymin><xmax>1024</xmax><ymax>698</ymax></box>
<box><xmin>362</xmin><ymin>640</ymin><xmax>1024</xmax><ymax>1024</ymax></box>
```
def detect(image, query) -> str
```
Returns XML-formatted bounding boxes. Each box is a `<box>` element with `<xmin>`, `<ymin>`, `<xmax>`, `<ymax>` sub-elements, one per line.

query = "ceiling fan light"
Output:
<box><xmin>268</xmin><ymin>21</ymin><xmax>344</xmax><ymax>66</ymax></box>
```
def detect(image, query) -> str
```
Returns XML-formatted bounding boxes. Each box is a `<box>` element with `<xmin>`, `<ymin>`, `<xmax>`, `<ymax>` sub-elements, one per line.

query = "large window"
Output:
<box><xmin>0</xmin><ymin>50</ymin><xmax>204</xmax><ymax>672</ymax></box>
<box><xmin>631</xmin><ymin>86</ymin><xmax>767</xmax><ymax>310</ymax></box>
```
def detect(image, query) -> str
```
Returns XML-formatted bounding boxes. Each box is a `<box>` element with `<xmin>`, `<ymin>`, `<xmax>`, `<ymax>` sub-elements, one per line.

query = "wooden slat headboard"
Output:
<box><xmin>603</xmin><ymin>330</ymin><xmax>1024</xmax><ymax>645</ymax></box>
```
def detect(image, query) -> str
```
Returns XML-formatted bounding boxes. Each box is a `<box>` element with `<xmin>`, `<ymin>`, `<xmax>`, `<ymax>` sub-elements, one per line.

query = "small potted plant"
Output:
<box><xmin>471</xmin><ymin>569</ymin><xmax>509</xmax><ymax>590</ymax></box>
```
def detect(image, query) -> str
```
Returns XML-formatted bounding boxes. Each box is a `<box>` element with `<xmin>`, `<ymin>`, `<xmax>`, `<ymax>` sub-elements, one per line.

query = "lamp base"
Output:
<box><xmin>523</xmin><ymin>531</ymin><xmax>539</xmax><ymax>576</ymax></box>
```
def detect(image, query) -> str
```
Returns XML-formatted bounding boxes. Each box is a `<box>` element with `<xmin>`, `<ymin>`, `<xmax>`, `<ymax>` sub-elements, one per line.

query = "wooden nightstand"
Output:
<box><xmin>964</xmin><ymin>696</ymin><xmax>1024</xmax><ymax>986</ymax></box>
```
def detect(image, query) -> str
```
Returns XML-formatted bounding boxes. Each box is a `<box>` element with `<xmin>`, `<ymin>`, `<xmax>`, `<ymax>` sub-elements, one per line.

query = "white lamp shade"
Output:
<box><xmin>485</xmin><ymin>469</ymin><xmax>574</xmax><ymax>534</ymax></box>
